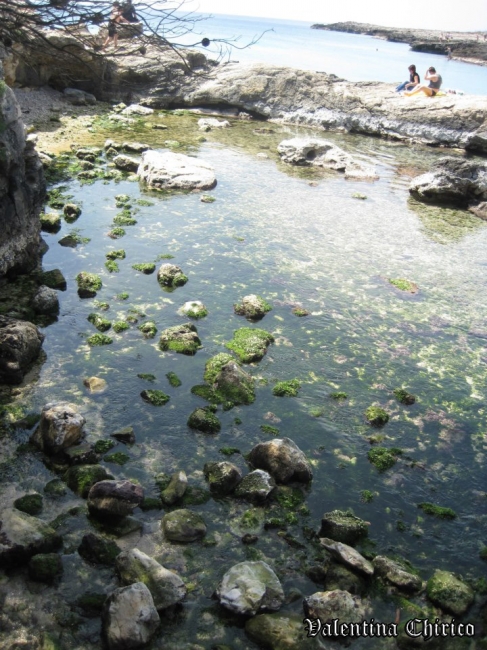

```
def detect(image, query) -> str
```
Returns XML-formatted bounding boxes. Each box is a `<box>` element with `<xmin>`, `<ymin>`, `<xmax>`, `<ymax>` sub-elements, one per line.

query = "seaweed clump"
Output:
<box><xmin>417</xmin><ymin>503</ymin><xmax>457</xmax><ymax>520</ymax></box>
<box><xmin>367</xmin><ymin>447</ymin><xmax>402</xmax><ymax>472</ymax></box>
<box><xmin>272</xmin><ymin>379</ymin><xmax>301</xmax><ymax>397</ymax></box>
<box><xmin>225</xmin><ymin>327</ymin><xmax>274</xmax><ymax>363</ymax></box>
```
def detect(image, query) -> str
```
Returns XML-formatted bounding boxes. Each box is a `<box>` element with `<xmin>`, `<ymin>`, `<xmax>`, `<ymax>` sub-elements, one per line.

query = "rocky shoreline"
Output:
<box><xmin>311</xmin><ymin>21</ymin><xmax>487</xmax><ymax>66</ymax></box>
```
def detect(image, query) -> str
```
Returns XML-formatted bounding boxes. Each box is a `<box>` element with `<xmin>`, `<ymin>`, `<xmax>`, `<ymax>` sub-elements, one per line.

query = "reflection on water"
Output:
<box><xmin>1</xmin><ymin>112</ymin><xmax>487</xmax><ymax>648</ymax></box>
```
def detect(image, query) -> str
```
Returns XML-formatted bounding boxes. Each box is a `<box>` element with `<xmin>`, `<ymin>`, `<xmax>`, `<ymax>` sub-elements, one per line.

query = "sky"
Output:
<box><xmin>189</xmin><ymin>0</ymin><xmax>487</xmax><ymax>32</ymax></box>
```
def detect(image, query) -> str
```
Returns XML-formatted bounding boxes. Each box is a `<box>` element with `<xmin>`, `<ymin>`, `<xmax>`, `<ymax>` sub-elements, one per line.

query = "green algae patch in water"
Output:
<box><xmin>225</xmin><ymin>327</ymin><xmax>274</xmax><ymax>363</ymax></box>
<box><xmin>138</xmin><ymin>321</ymin><xmax>157</xmax><ymax>338</ymax></box>
<box><xmin>187</xmin><ymin>406</ymin><xmax>221</xmax><ymax>433</ymax></box>
<box><xmin>330</xmin><ymin>391</ymin><xmax>348</xmax><ymax>400</ymax></box>
<box><xmin>94</xmin><ymin>439</ymin><xmax>116</xmax><ymax>454</ymax></box>
<box><xmin>159</xmin><ymin>323</ymin><xmax>201</xmax><ymax>355</ymax></box>
<box><xmin>87</xmin><ymin>313</ymin><xmax>111</xmax><ymax>332</ymax></box>
<box><xmin>367</xmin><ymin>446</ymin><xmax>402</xmax><ymax>472</ymax></box>
<box><xmin>104</xmin><ymin>452</ymin><xmax>130</xmax><ymax>466</ymax></box>
<box><xmin>388</xmin><ymin>278</ymin><xmax>419</xmax><ymax>293</ymax></box>
<box><xmin>113</xmin><ymin>321</ymin><xmax>130</xmax><ymax>333</ymax></box>
<box><xmin>360</xmin><ymin>490</ymin><xmax>375</xmax><ymax>503</ymax></box>
<box><xmin>116</xmin><ymin>292</ymin><xmax>129</xmax><ymax>300</ymax></box>
<box><xmin>140</xmin><ymin>389</ymin><xmax>170</xmax><ymax>406</ymax></box>
<box><xmin>365</xmin><ymin>406</ymin><xmax>389</xmax><ymax>426</ymax></box>
<box><xmin>105</xmin><ymin>260</ymin><xmax>119</xmax><ymax>273</ymax></box>
<box><xmin>87</xmin><ymin>333</ymin><xmax>113</xmax><ymax>346</ymax></box>
<box><xmin>417</xmin><ymin>503</ymin><xmax>457</xmax><ymax>520</ymax></box>
<box><xmin>393</xmin><ymin>388</ymin><xmax>416</xmax><ymax>405</ymax></box>
<box><xmin>219</xmin><ymin>447</ymin><xmax>240</xmax><ymax>456</ymax></box>
<box><xmin>113</xmin><ymin>214</ymin><xmax>137</xmax><ymax>226</ymax></box>
<box><xmin>108</xmin><ymin>227</ymin><xmax>126</xmax><ymax>239</ymax></box>
<box><xmin>132</xmin><ymin>263</ymin><xmax>155</xmax><ymax>274</ymax></box>
<box><xmin>166</xmin><ymin>371</ymin><xmax>182</xmax><ymax>387</ymax></box>
<box><xmin>260</xmin><ymin>424</ymin><xmax>279</xmax><ymax>436</ymax></box>
<box><xmin>77</xmin><ymin>272</ymin><xmax>102</xmax><ymax>296</ymax></box>
<box><xmin>272</xmin><ymin>379</ymin><xmax>301</xmax><ymax>397</ymax></box>
<box><xmin>106</xmin><ymin>249</ymin><xmax>126</xmax><ymax>260</ymax></box>
<box><xmin>14</xmin><ymin>493</ymin><xmax>43</xmax><ymax>515</ymax></box>
<box><xmin>293</xmin><ymin>307</ymin><xmax>310</xmax><ymax>317</ymax></box>
<box><xmin>137</xmin><ymin>373</ymin><xmax>156</xmax><ymax>382</ymax></box>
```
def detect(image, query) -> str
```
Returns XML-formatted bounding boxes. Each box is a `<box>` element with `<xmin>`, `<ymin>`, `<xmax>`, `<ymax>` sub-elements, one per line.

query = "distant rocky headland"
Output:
<box><xmin>311</xmin><ymin>21</ymin><xmax>487</xmax><ymax>66</ymax></box>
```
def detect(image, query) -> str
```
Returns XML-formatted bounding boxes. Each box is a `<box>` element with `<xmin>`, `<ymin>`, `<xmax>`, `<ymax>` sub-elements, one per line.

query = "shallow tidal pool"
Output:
<box><xmin>1</xmin><ymin>111</ymin><xmax>487</xmax><ymax>648</ymax></box>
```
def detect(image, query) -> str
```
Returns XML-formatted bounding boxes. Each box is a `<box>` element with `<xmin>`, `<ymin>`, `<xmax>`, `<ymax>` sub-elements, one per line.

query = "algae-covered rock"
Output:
<box><xmin>204</xmin><ymin>353</ymin><xmax>255</xmax><ymax>406</ymax></box>
<box><xmin>225</xmin><ymin>327</ymin><xmax>274</xmax><ymax>363</ymax></box>
<box><xmin>217</xmin><ymin>561</ymin><xmax>284</xmax><ymax>616</ymax></box>
<box><xmin>393</xmin><ymin>388</ymin><xmax>416</xmax><ymax>405</ymax></box>
<box><xmin>76</xmin><ymin>272</ymin><xmax>102</xmax><ymax>298</ymax></box>
<box><xmin>87</xmin><ymin>313</ymin><xmax>111</xmax><ymax>332</ymax></box>
<box><xmin>40</xmin><ymin>269</ymin><xmax>67</xmax><ymax>291</ymax></box>
<box><xmin>158</xmin><ymin>323</ymin><xmax>201</xmax><ymax>355</ymax></box>
<box><xmin>204</xmin><ymin>461</ymin><xmax>242</xmax><ymax>496</ymax></box>
<box><xmin>417</xmin><ymin>502</ymin><xmax>457</xmax><ymax>520</ymax></box>
<box><xmin>140</xmin><ymin>389</ymin><xmax>170</xmax><ymax>406</ymax></box>
<box><xmin>245</xmin><ymin>614</ymin><xmax>315</xmax><ymax>650</ymax></box>
<box><xmin>372</xmin><ymin>555</ymin><xmax>422</xmax><ymax>592</ymax></box>
<box><xmin>426</xmin><ymin>570</ymin><xmax>474</xmax><ymax>615</ymax></box>
<box><xmin>63</xmin><ymin>203</ymin><xmax>82</xmax><ymax>222</ymax></box>
<box><xmin>319</xmin><ymin>510</ymin><xmax>369</xmax><ymax>545</ymax></box>
<box><xmin>64</xmin><ymin>464</ymin><xmax>113</xmax><ymax>498</ymax></box>
<box><xmin>166</xmin><ymin>371</ymin><xmax>181</xmax><ymax>387</ymax></box>
<box><xmin>161</xmin><ymin>509</ymin><xmax>207</xmax><ymax>542</ymax></box>
<box><xmin>365</xmin><ymin>406</ymin><xmax>389</xmax><ymax>426</ymax></box>
<box><xmin>14</xmin><ymin>493</ymin><xmax>43</xmax><ymax>516</ymax></box>
<box><xmin>102</xmin><ymin>582</ymin><xmax>160</xmax><ymax>650</ymax></box>
<box><xmin>31</xmin><ymin>402</ymin><xmax>86</xmax><ymax>455</ymax></box>
<box><xmin>247</xmin><ymin>438</ymin><xmax>313</xmax><ymax>484</ymax></box>
<box><xmin>28</xmin><ymin>552</ymin><xmax>63</xmax><ymax>583</ymax></box>
<box><xmin>116</xmin><ymin>548</ymin><xmax>187</xmax><ymax>611</ymax></box>
<box><xmin>132</xmin><ymin>263</ymin><xmax>155</xmax><ymax>274</ymax></box>
<box><xmin>63</xmin><ymin>442</ymin><xmax>98</xmax><ymax>465</ymax></box>
<box><xmin>87</xmin><ymin>333</ymin><xmax>113</xmax><ymax>346</ymax></box>
<box><xmin>157</xmin><ymin>263</ymin><xmax>188</xmax><ymax>288</ymax></box>
<box><xmin>272</xmin><ymin>379</ymin><xmax>301</xmax><ymax>397</ymax></box>
<box><xmin>178</xmin><ymin>300</ymin><xmax>208</xmax><ymax>319</ymax></box>
<box><xmin>187</xmin><ymin>406</ymin><xmax>221</xmax><ymax>433</ymax></box>
<box><xmin>234</xmin><ymin>294</ymin><xmax>272</xmax><ymax>320</ymax></box>
<box><xmin>368</xmin><ymin>446</ymin><xmax>401</xmax><ymax>472</ymax></box>
<box><xmin>0</xmin><ymin>509</ymin><xmax>62</xmax><ymax>568</ymax></box>
<box><xmin>234</xmin><ymin>470</ymin><xmax>276</xmax><ymax>503</ymax></box>
<box><xmin>40</xmin><ymin>212</ymin><xmax>61</xmax><ymax>233</ymax></box>
<box><xmin>78</xmin><ymin>532</ymin><xmax>121</xmax><ymax>566</ymax></box>
<box><xmin>303</xmin><ymin>590</ymin><xmax>366</xmax><ymax>625</ymax></box>
<box><xmin>160</xmin><ymin>471</ymin><xmax>188</xmax><ymax>505</ymax></box>
<box><xmin>44</xmin><ymin>479</ymin><xmax>67</xmax><ymax>498</ymax></box>
<box><xmin>319</xmin><ymin>538</ymin><xmax>374</xmax><ymax>576</ymax></box>
<box><xmin>138</xmin><ymin>321</ymin><xmax>157</xmax><ymax>338</ymax></box>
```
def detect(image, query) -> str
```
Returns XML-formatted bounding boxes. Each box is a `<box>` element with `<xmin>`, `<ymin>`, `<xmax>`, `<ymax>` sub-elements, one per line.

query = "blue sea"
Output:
<box><xmin>180</xmin><ymin>13</ymin><xmax>487</xmax><ymax>96</ymax></box>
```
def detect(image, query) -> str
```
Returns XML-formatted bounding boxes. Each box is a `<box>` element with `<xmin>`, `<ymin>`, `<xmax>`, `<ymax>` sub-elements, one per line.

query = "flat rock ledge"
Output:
<box><xmin>137</xmin><ymin>151</ymin><xmax>217</xmax><ymax>191</ymax></box>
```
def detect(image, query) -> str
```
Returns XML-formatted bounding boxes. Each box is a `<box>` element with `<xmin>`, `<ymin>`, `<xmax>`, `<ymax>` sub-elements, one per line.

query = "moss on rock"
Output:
<box><xmin>426</xmin><ymin>570</ymin><xmax>474</xmax><ymax>616</ymax></box>
<box><xmin>87</xmin><ymin>313</ymin><xmax>111</xmax><ymax>332</ymax></box>
<box><xmin>234</xmin><ymin>294</ymin><xmax>272</xmax><ymax>320</ymax></box>
<box><xmin>367</xmin><ymin>446</ymin><xmax>401</xmax><ymax>472</ymax></box>
<box><xmin>393</xmin><ymin>388</ymin><xmax>416</xmax><ymax>405</ymax></box>
<box><xmin>187</xmin><ymin>406</ymin><xmax>221</xmax><ymax>434</ymax></box>
<box><xmin>159</xmin><ymin>323</ymin><xmax>201</xmax><ymax>355</ymax></box>
<box><xmin>77</xmin><ymin>272</ymin><xmax>102</xmax><ymax>298</ymax></box>
<box><xmin>225</xmin><ymin>327</ymin><xmax>274</xmax><ymax>363</ymax></box>
<box><xmin>141</xmin><ymin>389</ymin><xmax>170</xmax><ymax>406</ymax></box>
<box><xmin>64</xmin><ymin>464</ymin><xmax>113</xmax><ymax>498</ymax></box>
<box><xmin>365</xmin><ymin>406</ymin><xmax>389</xmax><ymax>426</ymax></box>
<box><xmin>138</xmin><ymin>321</ymin><xmax>157</xmax><ymax>338</ymax></box>
<box><xmin>112</xmin><ymin>321</ymin><xmax>130</xmax><ymax>333</ymax></box>
<box><xmin>87</xmin><ymin>333</ymin><xmax>113</xmax><ymax>346</ymax></box>
<box><xmin>417</xmin><ymin>502</ymin><xmax>457</xmax><ymax>520</ymax></box>
<box><xmin>132</xmin><ymin>263</ymin><xmax>155</xmax><ymax>274</ymax></box>
<box><xmin>166</xmin><ymin>371</ymin><xmax>182</xmax><ymax>387</ymax></box>
<box><xmin>106</xmin><ymin>249</ymin><xmax>126</xmax><ymax>260</ymax></box>
<box><xmin>14</xmin><ymin>493</ymin><xmax>43</xmax><ymax>516</ymax></box>
<box><xmin>272</xmin><ymin>379</ymin><xmax>301</xmax><ymax>397</ymax></box>
<box><xmin>28</xmin><ymin>553</ymin><xmax>63</xmax><ymax>583</ymax></box>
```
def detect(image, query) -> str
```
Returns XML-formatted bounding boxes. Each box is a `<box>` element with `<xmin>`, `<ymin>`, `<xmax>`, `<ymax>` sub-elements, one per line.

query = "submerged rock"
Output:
<box><xmin>102</xmin><ymin>582</ymin><xmax>160</xmax><ymax>650</ymax></box>
<box><xmin>88</xmin><ymin>480</ymin><xmax>144</xmax><ymax>518</ymax></box>
<box><xmin>64</xmin><ymin>464</ymin><xmax>113</xmax><ymax>498</ymax></box>
<box><xmin>245</xmin><ymin>614</ymin><xmax>315</xmax><ymax>650</ymax></box>
<box><xmin>157</xmin><ymin>263</ymin><xmax>188</xmax><ymax>288</ymax></box>
<box><xmin>138</xmin><ymin>151</ymin><xmax>217</xmax><ymax>191</ymax></box>
<box><xmin>319</xmin><ymin>510</ymin><xmax>369</xmax><ymax>545</ymax></box>
<box><xmin>303</xmin><ymin>590</ymin><xmax>366</xmax><ymax>625</ymax></box>
<box><xmin>372</xmin><ymin>555</ymin><xmax>422</xmax><ymax>592</ymax></box>
<box><xmin>204</xmin><ymin>353</ymin><xmax>255</xmax><ymax>405</ymax></box>
<box><xmin>159</xmin><ymin>323</ymin><xmax>201</xmax><ymax>355</ymax></box>
<box><xmin>28</xmin><ymin>552</ymin><xmax>63</xmax><ymax>583</ymax></box>
<box><xmin>0</xmin><ymin>508</ymin><xmax>62</xmax><ymax>568</ymax></box>
<box><xmin>216</xmin><ymin>561</ymin><xmax>284</xmax><ymax>616</ymax></box>
<box><xmin>0</xmin><ymin>315</ymin><xmax>45</xmax><ymax>384</ymax></box>
<box><xmin>160</xmin><ymin>470</ymin><xmax>188</xmax><ymax>505</ymax></box>
<box><xmin>161</xmin><ymin>508</ymin><xmax>207</xmax><ymax>542</ymax></box>
<box><xmin>116</xmin><ymin>548</ymin><xmax>187</xmax><ymax>610</ymax></box>
<box><xmin>32</xmin><ymin>285</ymin><xmax>59</xmax><ymax>315</ymax></box>
<box><xmin>247</xmin><ymin>438</ymin><xmax>313</xmax><ymax>484</ymax></box>
<box><xmin>14</xmin><ymin>493</ymin><xmax>43</xmax><ymax>516</ymax></box>
<box><xmin>234</xmin><ymin>294</ymin><xmax>272</xmax><ymax>320</ymax></box>
<box><xmin>78</xmin><ymin>533</ymin><xmax>121</xmax><ymax>566</ymax></box>
<box><xmin>277</xmin><ymin>137</ymin><xmax>378</xmax><ymax>180</ymax></box>
<box><xmin>31</xmin><ymin>402</ymin><xmax>86</xmax><ymax>454</ymax></box>
<box><xmin>319</xmin><ymin>538</ymin><xmax>374</xmax><ymax>576</ymax></box>
<box><xmin>234</xmin><ymin>470</ymin><xmax>276</xmax><ymax>503</ymax></box>
<box><xmin>204</xmin><ymin>461</ymin><xmax>242</xmax><ymax>495</ymax></box>
<box><xmin>187</xmin><ymin>406</ymin><xmax>221</xmax><ymax>433</ymax></box>
<box><xmin>426</xmin><ymin>570</ymin><xmax>474</xmax><ymax>615</ymax></box>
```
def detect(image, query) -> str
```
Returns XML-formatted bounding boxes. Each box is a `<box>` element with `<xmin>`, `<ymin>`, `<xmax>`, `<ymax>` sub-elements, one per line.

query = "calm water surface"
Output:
<box><xmin>1</xmin><ymin>113</ymin><xmax>487</xmax><ymax>647</ymax></box>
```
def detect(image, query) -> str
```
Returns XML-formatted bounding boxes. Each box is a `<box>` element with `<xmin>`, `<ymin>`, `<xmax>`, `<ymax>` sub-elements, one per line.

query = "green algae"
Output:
<box><xmin>87</xmin><ymin>313</ymin><xmax>111</xmax><ymax>332</ymax></box>
<box><xmin>113</xmin><ymin>214</ymin><xmax>137</xmax><ymax>226</ymax></box>
<box><xmin>388</xmin><ymin>278</ymin><xmax>418</xmax><ymax>293</ymax></box>
<box><xmin>138</xmin><ymin>321</ymin><xmax>157</xmax><ymax>338</ymax></box>
<box><xmin>132</xmin><ymin>263</ymin><xmax>156</xmax><ymax>274</ymax></box>
<box><xmin>137</xmin><ymin>373</ymin><xmax>156</xmax><ymax>382</ymax></box>
<box><xmin>182</xmin><ymin>301</ymin><xmax>208</xmax><ymax>319</ymax></box>
<box><xmin>112</xmin><ymin>321</ymin><xmax>130</xmax><ymax>333</ymax></box>
<box><xmin>367</xmin><ymin>446</ymin><xmax>402</xmax><ymax>472</ymax></box>
<box><xmin>219</xmin><ymin>447</ymin><xmax>240</xmax><ymax>456</ymax></box>
<box><xmin>417</xmin><ymin>503</ymin><xmax>457</xmax><ymax>520</ymax></box>
<box><xmin>108</xmin><ymin>227</ymin><xmax>126</xmax><ymax>238</ymax></box>
<box><xmin>77</xmin><ymin>272</ymin><xmax>102</xmax><ymax>292</ymax></box>
<box><xmin>116</xmin><ymin>292</ymin><xmax>129</xmax><ymax>300</ymax></box>
<box><xmin>330</xmin><ymin>391</ymin><xmax>348</xmax><ymax>400</ymax></box>
<box><xmin>106</xmin><ymin>249</ymin><xmax>126</xmax><ymax>260</ymax></box>
<box><xmin>94</xmin><ymin>439</ymin><xmax>116</xmax><ymax>454</ymax></box>
<box><xmin>272</xmin><ymin>379</ymin><xmax>301</xmax><ymax>397</ymax></box>
<box><xmin>141</xmin><ymin>389</ymin><xmax>170</xmax><ymax>406</ymax></box>
<box><xmin>87</xmin><ymin>333</ymin><xmax>113</xmax><ymax>346</ymax></box>
<box><xmin>260</xmin><ymin>424</ymin><xmax>279</xmax><ymax>436</ymax></box>
<box><xmin>360</xmin><ymin>490</ymin><xmax>375</xmax><ymax>503</ymax></box>
<box><xmin>365</xmin><ymin>406</ymin><xmax>389</xmax><ymax>426</ymax></box>
<box><xmin>105</xmin><ymin>260</ymin><xmax>119</xmax><ymax>273</ymax></box>
<box><xmin>393</xmin><ymin>388</ymin><xmax>416</xmax><ymax>405</ymax></box>
<box><xmin>225</xmin><ymin>327</ymin><xmax>274</xmax><ymax>363</ymax></box>
<box><xmin>166</xmin><ymin>371</ymin><xmax>182</xmax><ymax>387</ymax></box>
<box><xmin>159</xmin><ymin>323</ymin><xmax>201</xmax><ymax>355</ymax></box>
<box><xmin>187</xmin><ymin>406</ymin><xmax>221</xmax><ymax>433</ymax></box>
<box><xmin>234</xmin><ymin>295</ymin><xmax>272</xmax><ymax>319</ymax></box>
<box><xmin>14</xmin><ymin>493</ymin><xmax>43</xmax><ymax>515</ymax></box>
<box><xmin>292</xmin><ymin>307</ymin><xmax>309</xmax><ymax>316</ymax></box>
<box><xmin>104</xmin><ymin>452</ymin><xmax>130</xmax><ymax>466</ymax></box>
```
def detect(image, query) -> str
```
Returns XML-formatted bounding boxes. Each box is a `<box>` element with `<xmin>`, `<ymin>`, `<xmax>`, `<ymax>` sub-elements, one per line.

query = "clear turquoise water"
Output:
<box><xmin>181</xmin><ymin>13</ymin><xmax>487</xmax><ymax>96</ymax></box>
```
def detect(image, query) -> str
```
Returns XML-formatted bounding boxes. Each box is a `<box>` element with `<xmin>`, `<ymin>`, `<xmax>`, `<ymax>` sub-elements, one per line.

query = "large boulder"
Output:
<box><xmin>102</xmin><ymin>582</ymin><xmax>160</xmax><ymax>650</ymax></box>
<box><xmin>409</xmin><ymin>157</ymin><xmax>487</xmax><ymax>213</ymax></box>
<box><xmin>247</xmin><ymin>438</ymin><xmax>313</xmax><ymax>484</ymax></box>
<box><xmin>88</xmin><ymin>480</ymin><xmax>144</xmax><ymax>518</ymax></box>
<box><xmin>0</xmin><ymin>508</ymin><xmax>62</xmax><ymax>568</ymax></box>
<box><xmin>30</xmin><ymin>402</ymin><xmax>85</xmax><ymax>454</ymax></box>
<box><xmin>216</xmin><ymin>561</ymin><xmax>284</xmax><ymax>616</ymax></box>
<box><xmin>372</xmin><ymin>555</ymin><xmax>422</xmax><ymax>592</ymax></box>
<box><xmin>277</xmin><ymin>137</ymin><xmax>378</xmax><ymax>180</ymax></box>
<box><xmin>116</xmin><ymin>548</ymin><xmax>187</xmax><ymax>610</ymax></box>
<box><xmin>0</xmin><ymin>315</ymin><xmax>45</xmax><ymax>384</ymax></box>
<box><xmin>0</xmin><ymin>84</ymin><xmax>44</xmax><ymax>277</ymax></box>
<box><xmin>426</xmin><ymin>570</ymin><xmax>474</xmax><ymax>616</ymax></box>
<box><xmin>137</xmin><ymin>151</ymin><xmax>217</xmax><ymax>191</ymax></box>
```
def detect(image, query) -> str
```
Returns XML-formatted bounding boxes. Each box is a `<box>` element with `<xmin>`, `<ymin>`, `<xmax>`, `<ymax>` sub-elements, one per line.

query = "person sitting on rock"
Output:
<box><xmin>395</xmin><ymin>64</ymin><xmax>420</xmax><ymax>92</ymax></box>
<box><xmin>102</xmin><ymin>2</ymin><xmax>129</xmax><ymax>50</ymax></box>
<box><xmin>121</xmin><ymin>0</ymin><xmax>138</xmax><ymax>23</ymax></box>
<box><xmin>404</xmin><ymin>67</ymin><xmax>442</xmax><ymax>97</ymax></box>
